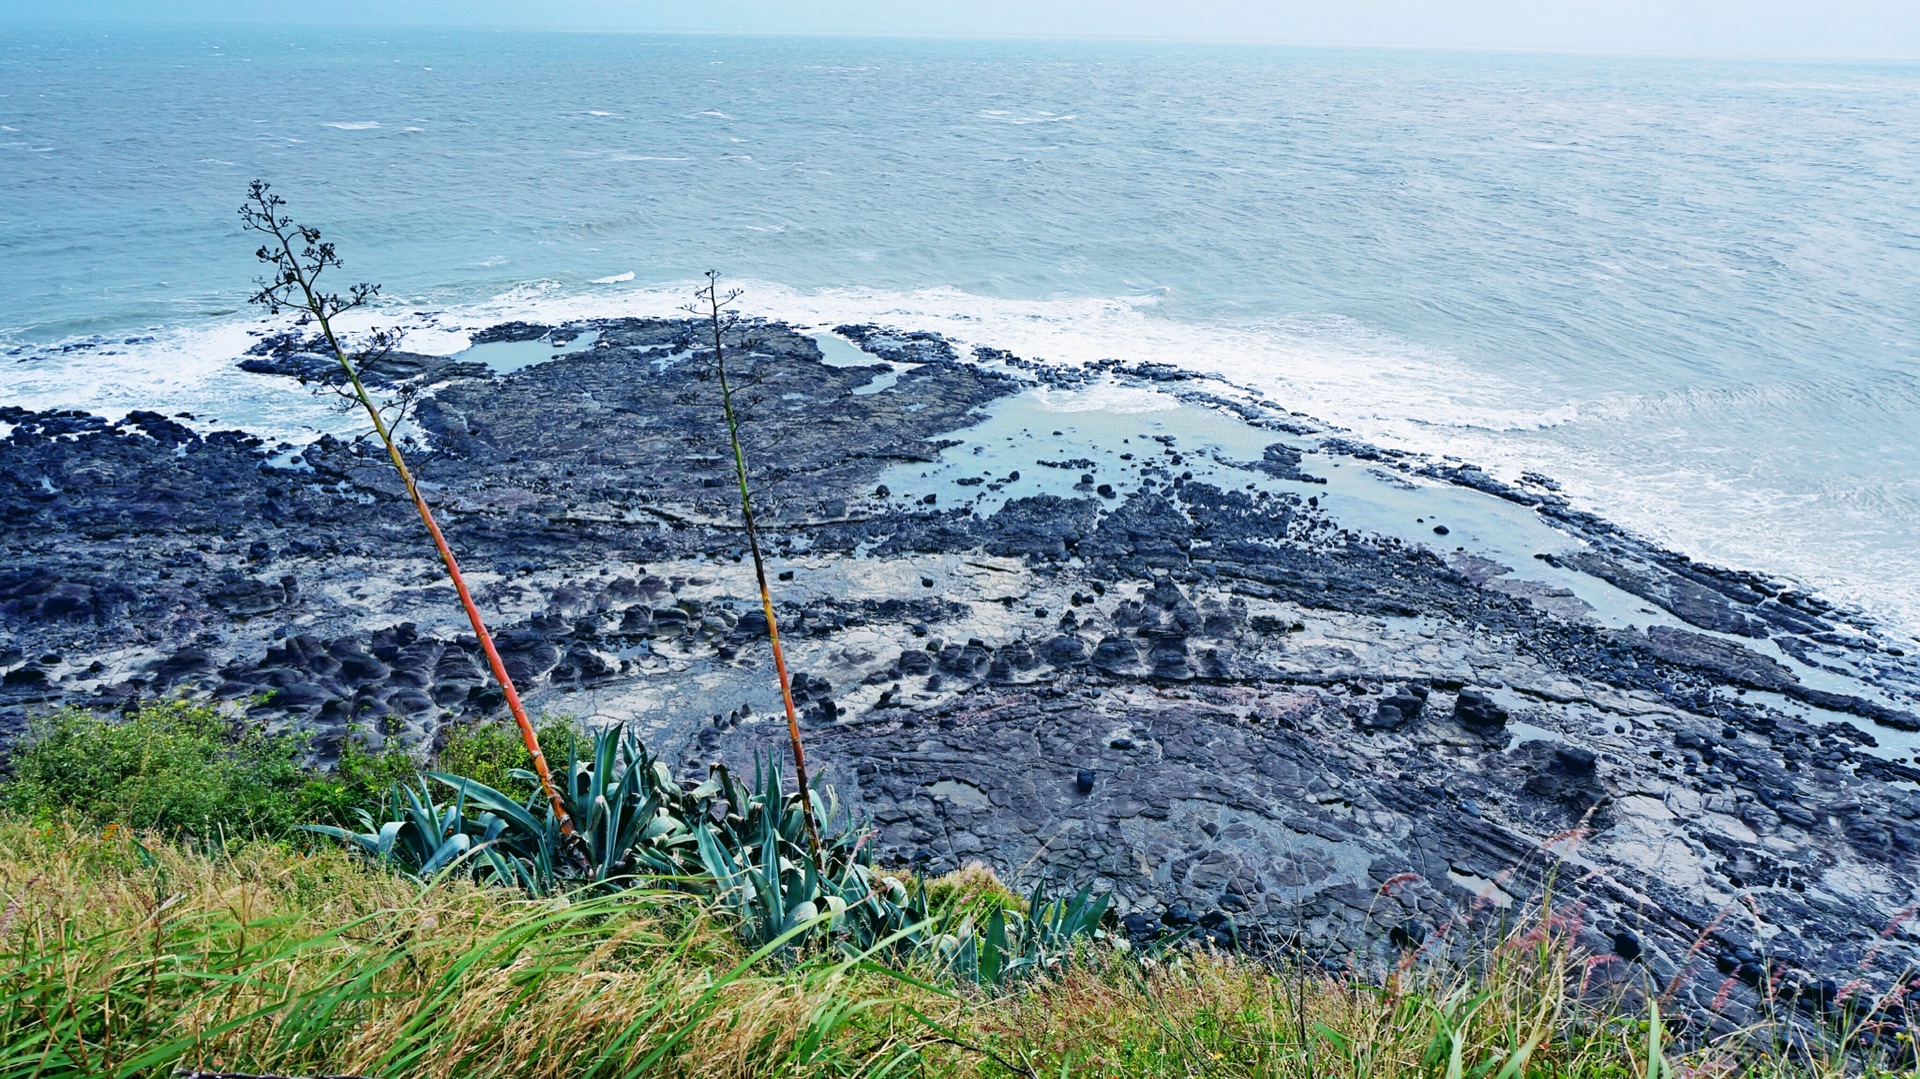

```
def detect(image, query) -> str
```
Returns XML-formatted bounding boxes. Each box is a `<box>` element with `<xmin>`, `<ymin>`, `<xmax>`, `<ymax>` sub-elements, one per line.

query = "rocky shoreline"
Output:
<box><xmin>5</xmin><ymin>317</ymin><xmax>1920</xmax><ymax>1034</ymax></box>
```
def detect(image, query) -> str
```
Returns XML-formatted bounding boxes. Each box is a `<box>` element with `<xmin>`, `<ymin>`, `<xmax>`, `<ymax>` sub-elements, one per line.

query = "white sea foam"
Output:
<box><xmin>978</xmin><ymin>110</ymin><xmax>1076</xmax><ymax>124</ymax></box>
<box><xmin>7</xmin><ymin>276</ymin><xmax>1917</xmax><ymax>637</ymax></box>
<box><xmin>422</xmin><ymin>278</ymin><xmax>1920</xmax><ymax>637</ymax></box>
<box><xmin>322</xmin><ymin>121</ymin><xmax>381</xmax><ymax>130</ymax></box>
<box><xmin>0</xmin><ymin>316</ymin><xmax>365</xmax><ymax>442</ymax></box>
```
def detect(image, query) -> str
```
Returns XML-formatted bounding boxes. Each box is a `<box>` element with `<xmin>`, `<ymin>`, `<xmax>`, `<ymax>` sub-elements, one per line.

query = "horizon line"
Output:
<box><xmin>5</xmin><ymin>15</ymin><xmax>1920</xmax><ymax>65</ymax></box>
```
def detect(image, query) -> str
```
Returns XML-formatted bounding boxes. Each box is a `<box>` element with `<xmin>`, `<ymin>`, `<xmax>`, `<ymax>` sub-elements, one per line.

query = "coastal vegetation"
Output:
<box><xmin>2</xmin><ymin>703</ymin><xmax>1914</xmax><ymax>1078</ymax></box>
<box><xmin>687</xmin><ymin>270</ymin><xmax>824</xmax><ymax>859</ymax></box>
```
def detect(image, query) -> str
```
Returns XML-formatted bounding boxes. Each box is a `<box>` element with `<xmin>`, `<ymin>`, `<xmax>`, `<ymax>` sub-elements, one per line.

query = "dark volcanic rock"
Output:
<box><xmin>1090</xmin><ymin>635</ymin><xmax>1143</xmax><ymax>675</ymax></box>
<box><xmin>10</xmin><ymin>315</ymin><xmax>1920</xmax><ymax>1032</ymax></box>
<box><xmin>408</xmin><ymin>318</ymin><xmax>1018</xmax><ymax>526</ymax></box>
<box><xmin>1362</xmin><ymin>688</ymin><xmax>1427</xmax><ymax>731</ymax></box>
<box><xmin>1248</xmin><ymin>442</ymin><xmax>1327</xmax><ymax>484</ymax></box>
<box><xmin>1082</xmin><ymin>492</ymin><xmax>1191</xmax><ymax>578</ymax></box>
<box><xmin>1453</xmin><ymin>689</ymin><xmax>1509</xmax><ymax>729</ymax></box>
<box><xmin>239</xmin><ymin>349</ymin><xmax>492</xmax><ymax>388</ymax></box>
<box><xmin>979</xmin><ymin>496</ymin><xmax>1099</xmax><ymax>561</ymax></box>
<box><xmin>832</xmin><ymin>324</ymin><xmax>960</xmax><ymax>365</ymax></box>
<box><xmin>1643</xmin><ymin>626</ymin><xmax>1795</xmax><ymax>691</ymax></box>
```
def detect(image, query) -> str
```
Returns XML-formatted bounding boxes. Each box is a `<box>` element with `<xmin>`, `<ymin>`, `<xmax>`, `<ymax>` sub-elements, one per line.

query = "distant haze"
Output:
<box><xmin>5</xmin><ymin>0</ymin><xmax>1920</xmax><ymax>61</ymax></box>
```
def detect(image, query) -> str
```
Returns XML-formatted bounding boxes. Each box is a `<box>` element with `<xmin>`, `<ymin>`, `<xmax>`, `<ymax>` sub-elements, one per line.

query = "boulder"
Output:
<box><xmin>1454</xmin><ymin>688</ymin><xmax>1509</xmax><ymax>729</ymax></box>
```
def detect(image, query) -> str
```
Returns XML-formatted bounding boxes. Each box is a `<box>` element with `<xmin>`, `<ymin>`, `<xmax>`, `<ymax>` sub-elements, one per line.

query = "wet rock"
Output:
<box><xmin>493</xmin><ymin>634</ymin><xmax>561</xmax><ymax>685</ymax></box>
<box><xmin>10</xmin><ymin>316</ymin><xmax>1920</xmax><ymax>1031</ymax></box>
<box><xmin>1083</xmin><ymin>492</ymin><xmax>1191</xmax><ymax>578</ymax></box>
<box><xmin>208</xmin><ymin>574</ymin><xmax>290</xmax><ymax>617</ymax></box>
<box><xmin>1040</xmin><ymin>634</ymin><xmax>1089</xmax><ymax>667</ymax></box>
<box><xmin>1249</xmin><ymin>442</ymin><xmax>1326</xmax><ymax>484</ymax></box>
<box><xmin>552</xmin><ymin>645</ymin><xmax>617</xmax><ymax>684</ymax></box>
<box><xmin>238</xmin><ymin>349</ymin><xmax>491</xmax><ymax>389</ymax></box>
<box><xmin>1090</xmin><ymin>635</ymin><xmax>1142</xmax><ymax>675</ymax></box>
<box><xmin>986</xmin><ymin>652</ymin><xmax>1016</xmax><ymax>683</ymax></box>
<box><xmin>832</xmin><ymin>324</ymin><xmax>959</xmax><ymax>365</ymax></box>
<box><xmin>1643</xmin><ymin>626</ymin><xmax>1795</xmax><ymax>691</ymax></box>
<box><xmin>980</xmin><ymin>496</ymin><xmax>1097</xmax><ymax>561</ymax></box>
<box><xmin>1521</xmin><ymin>743</ymin><xmax>1605</xmax><ymax>816</ymax></box>
<box><xmin>467</xmin><ymin>321</ymin><xmax>551</xmax><ymax>344</ymax></box>
<box><xmin>1147</xmin><ymin>636</ymin><xmax>1193</xmax><ymax>681</ymax></box>
<box><xmin>154</xmin><ymin>647</ymin><xmax>216</xmax><ymax>685</ymax></box>
<box><xmin>329</xmin><ymin>640</ymin><xmax>391</xmax><ymax>685</ymax></box>
<box><xmin>1362</xmin><ymin>689</ymin><xmax>1427</xmax><ymax>731</ymax></box>
<box><xmin>938</xmin><ymin>642</ymin><xmax>993</xmax><ymax>680</ymax></box>
<box><xmin>1453</xmin><ymin>689</ymin><xmax>1509</xmax><ymax>729</ymax></box>
<box><xmin>2</xmin><ymin>665</ymin><xmax>48</xmax><ymax>687</ymax></box>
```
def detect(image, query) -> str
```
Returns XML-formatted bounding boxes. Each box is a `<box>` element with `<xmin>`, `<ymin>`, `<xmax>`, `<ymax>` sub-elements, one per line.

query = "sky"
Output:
<box><xmin>4</xmin><ymin>0</ymin><xmax>1920</xmax><ymax>60</ymax></box>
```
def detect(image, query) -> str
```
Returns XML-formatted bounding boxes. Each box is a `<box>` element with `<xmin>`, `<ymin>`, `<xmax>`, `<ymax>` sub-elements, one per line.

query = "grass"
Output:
<box><xmin>0</xmin><ymin>818</ymin><xmax>896</xmax><ymax>1078</ymax></box>
<box><xmin>3</xmin><ymin>814</ymin><xmax>1912</xmax><ymax>1078</ymax></box>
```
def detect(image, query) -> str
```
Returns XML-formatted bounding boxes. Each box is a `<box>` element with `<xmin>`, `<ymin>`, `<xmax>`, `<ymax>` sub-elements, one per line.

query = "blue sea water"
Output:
<box><xmin>2</xmin><ymin>25</ymin><xmax>1918</xmax><ymax>634</ymax></box>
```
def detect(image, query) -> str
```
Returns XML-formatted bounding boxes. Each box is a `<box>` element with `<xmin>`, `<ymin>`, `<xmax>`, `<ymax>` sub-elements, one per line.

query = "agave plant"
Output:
<box><xmin>928</xmin><ymin>880</ymin><xmax>1114</xmax><ymax>986</ymax></box>
<box><xmin>301</xmin><ymin>777</ymin><xmax>555</xmax><ymax>891</ymax></box>
<box><xmin>435</xmin><ymin>727</ymin><xmax>696</xmax><ymax>886</ymax></box>
<box><xmin>308</xmin><ymin>727</ymin><xmax>701</xmax><ymax>893</ymax></box>
<box><xmin>309</xmin><ymin>724</ymin><xmax>1117</xmax><ymax>974</ymax></box>
<box><xmin>690</xmin><ymin>755</ymin><xmax>927</xmax><ymax>953</ymax></box>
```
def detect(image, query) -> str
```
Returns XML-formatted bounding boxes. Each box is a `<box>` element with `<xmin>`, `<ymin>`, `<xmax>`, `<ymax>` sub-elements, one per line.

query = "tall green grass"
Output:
<box><xmin>0</xmin><ymin>820</ymin><xmax>913</xmax><ymax>1078</ymax></box>
<box><xmin>3</xmin><ymin>817</ymin><xmax>1912</xmax><ymax>1078</ymax></box>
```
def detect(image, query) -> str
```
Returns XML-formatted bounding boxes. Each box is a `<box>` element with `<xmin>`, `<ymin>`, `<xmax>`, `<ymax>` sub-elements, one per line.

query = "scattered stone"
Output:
<box><xmin>1453</xmin><ymin>689</ymin><xmax>1509</xmax><ymax>729</ymax></box>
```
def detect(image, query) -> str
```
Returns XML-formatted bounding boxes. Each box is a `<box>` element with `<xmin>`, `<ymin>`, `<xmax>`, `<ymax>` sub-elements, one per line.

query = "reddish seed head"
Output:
<box><xmin>1377</xmin><ymin>872</ymin><xmax>1421</xmax><ymax>895</ymax></box>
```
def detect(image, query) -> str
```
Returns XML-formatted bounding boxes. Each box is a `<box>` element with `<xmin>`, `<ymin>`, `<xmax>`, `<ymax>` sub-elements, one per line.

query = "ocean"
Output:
<box><xmin>3</xmin><ymin>24</ymin><xmax>1918</xmax><ymax>636</ymax></box>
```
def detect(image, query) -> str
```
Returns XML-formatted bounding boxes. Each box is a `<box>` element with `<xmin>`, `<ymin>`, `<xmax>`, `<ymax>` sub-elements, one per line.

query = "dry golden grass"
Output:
<box><xmin>0</xmin><ymin>820</ymin><xmax>938</xmax><ymax>1078</ymax></box>
<box><xmin>3</xmin><ymin>820</ymin><xmax>1911</xmax><ymax>1078</ymax></box>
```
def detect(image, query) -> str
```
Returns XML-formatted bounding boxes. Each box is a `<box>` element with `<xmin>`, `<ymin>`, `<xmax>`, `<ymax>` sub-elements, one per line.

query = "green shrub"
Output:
<box><xmin>435</xmin><ymin>716</ymin><xmax>582</xmax><ymax>794</ymax></box>
<box><xmin>0</xmin><ymin>702</ymin><xmax>413</xmax><ymax>838</ymax></box>
<box><xmin>2</xmin><ymin>702</ymin><xmax>302</xmax><ymax>835</ymax></box>
<box><xmin>291</xmin><ymin>731</ymin><xmax>422</xmax><ymax>829</ymax></box>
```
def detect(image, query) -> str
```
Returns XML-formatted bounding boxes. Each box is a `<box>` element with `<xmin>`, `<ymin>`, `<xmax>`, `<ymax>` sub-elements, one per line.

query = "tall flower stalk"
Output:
<box><xmin>239</xmin><ymin>181</ymin><xmax>574</xmax><ymax>839</ymax></box>
<box><xmin>693</xmin><ymin>272</ymin><xmax>823</xmax><ymax>860</ymax></box>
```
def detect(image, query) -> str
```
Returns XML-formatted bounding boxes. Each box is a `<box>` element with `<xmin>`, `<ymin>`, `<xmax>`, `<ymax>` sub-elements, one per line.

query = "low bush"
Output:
<box><xmin>435</xmin><ymin>715</ymin><xmax>585</xmax><ymax>794</ymax></box>
<box><xmin>0</xmin><ymin>701</ymin><xmax>415</xmax><ymax>838</ymax></box>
